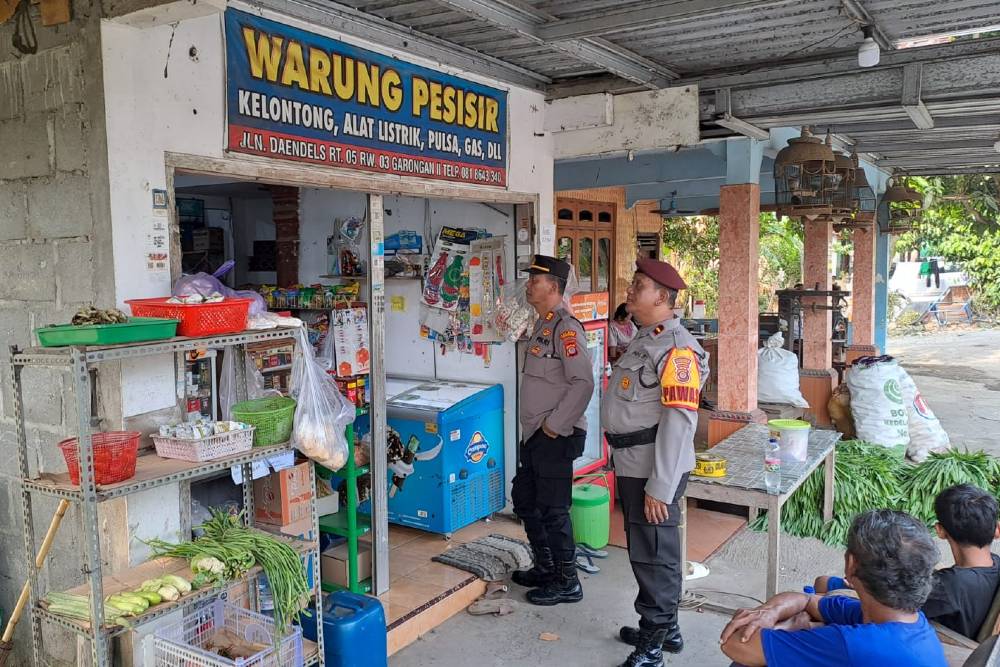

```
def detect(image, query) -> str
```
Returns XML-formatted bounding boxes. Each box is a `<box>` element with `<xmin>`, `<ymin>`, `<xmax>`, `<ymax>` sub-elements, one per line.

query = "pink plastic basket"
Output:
<box><xmin>151</xmin><ymin>428</ymin><xmax>255</xmax><ymax>463</ymax></box>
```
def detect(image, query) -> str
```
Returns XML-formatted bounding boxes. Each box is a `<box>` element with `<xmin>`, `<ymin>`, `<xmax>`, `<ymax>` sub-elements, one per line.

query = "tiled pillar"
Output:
<box><xmin>708</xmin><ymin>184</ymin><xmax>767</xmax><ymax>444</ymax></box>
<box><xmin>800</xmin><ymin>218</ymin><xmax>837</xmax><ymax>424</ymax></box>
<box><xmin>846</xmin><ymin>226</ymin><xmax>878</xmax><ymax>364</ymax></box>
<box><xmin>271</xmin><ymin>186</ymin><xmax>300</xmax><ymax>287</ymax></box>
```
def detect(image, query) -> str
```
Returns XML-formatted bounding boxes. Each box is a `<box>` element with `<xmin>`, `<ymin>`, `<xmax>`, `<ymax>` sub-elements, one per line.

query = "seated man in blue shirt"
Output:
<box><xmin>720</xmin><ymin>509</ymin><xmax>947</xmax><ymax>667</ymax></box>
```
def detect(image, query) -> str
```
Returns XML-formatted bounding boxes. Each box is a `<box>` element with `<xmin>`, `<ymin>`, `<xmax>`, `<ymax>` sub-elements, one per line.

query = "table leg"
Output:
<box><xmin>749</xmin><ymin>507</ymin><xmax>759</xmax><ymax>523</ymax></box>
<box><xmin>823</xmin><ymin>450</ymin><xmax>836</xmax><ymax>523</ymax></box>
<box><xmin>766</xmin><ymin>497</ymin><xmax>781</xmax><ymax>600</ymax></box>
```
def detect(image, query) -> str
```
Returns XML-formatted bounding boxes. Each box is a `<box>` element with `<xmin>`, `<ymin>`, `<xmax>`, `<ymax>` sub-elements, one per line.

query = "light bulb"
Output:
<box><xmin>858</xmin><ymin>37</ymin><xmax>880</xmax><ymax>68</ymax></box>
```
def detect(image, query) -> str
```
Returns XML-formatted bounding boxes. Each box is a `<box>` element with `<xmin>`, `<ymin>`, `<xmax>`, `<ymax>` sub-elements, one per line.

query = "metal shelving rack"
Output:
<box><xmin>9</xmin><ymin>327</ymin><xmax>325</xmax><ymax>666</ymax></box>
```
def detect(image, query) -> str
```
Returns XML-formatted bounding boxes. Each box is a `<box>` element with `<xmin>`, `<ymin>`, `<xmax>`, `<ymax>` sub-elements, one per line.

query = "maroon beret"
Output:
<box><xmin>636</xmin><ymin>258</ymin><xmax>687</xmax><ymax>290</ymax></box>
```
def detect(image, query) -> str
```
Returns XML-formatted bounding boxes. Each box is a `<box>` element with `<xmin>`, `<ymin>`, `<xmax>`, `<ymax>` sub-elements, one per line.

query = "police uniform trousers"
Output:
<box><xmin>618</xmin><ymin>472</ymin><xmax>689</xmax><ymax>629</ymax></box>
<box><xmin>511</xmin><ymin>428</ymin><xmax>586</xmax><ymax>562</ymax></box>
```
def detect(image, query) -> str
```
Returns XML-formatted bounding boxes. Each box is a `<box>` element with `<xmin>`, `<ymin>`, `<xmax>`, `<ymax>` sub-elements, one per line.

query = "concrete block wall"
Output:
<box><xmin>0</xmin><ymin>2</ymin><xmax>116</xmax><ymax>664</ymax></box>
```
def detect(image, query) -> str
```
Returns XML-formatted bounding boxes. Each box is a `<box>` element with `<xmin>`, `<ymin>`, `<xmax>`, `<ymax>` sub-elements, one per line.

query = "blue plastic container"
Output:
<box><xmin>301</xmin><ymin>591</ymin><xmax>387</xmax><ymax>667</ymax></box>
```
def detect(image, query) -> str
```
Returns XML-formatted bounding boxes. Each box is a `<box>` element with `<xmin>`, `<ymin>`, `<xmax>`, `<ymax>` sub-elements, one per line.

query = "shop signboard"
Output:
<box><xmin>224</xmin><ymin>9</ymin><xmax>508</xmax><ymax>187</ymax></box>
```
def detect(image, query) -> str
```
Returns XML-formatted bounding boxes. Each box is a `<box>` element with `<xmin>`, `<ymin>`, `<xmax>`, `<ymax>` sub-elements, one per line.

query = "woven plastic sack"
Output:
<box><xmin>897</xmin><ymin>367</ymin><xmax>950</xmax><ymax>462</ymax></box>
<box><xmin>846</xmin><ymin>356</ymin><xmax>910</xmax><ymax>449</ymax></box>
<box><xmin>757</xmin><ymin>333</ymin><xmax>808</xmax><ymax>408</ymax></box>
<box><xmin>288</xmin><ymin>327</ymin><xmax>353</xmax><ymax>471</ymax></box>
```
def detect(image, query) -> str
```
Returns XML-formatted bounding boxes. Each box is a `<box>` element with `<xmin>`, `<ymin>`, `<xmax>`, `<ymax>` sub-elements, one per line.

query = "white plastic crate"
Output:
<box><xmin>152</xmin><ymin>599</ymin><xmax>303</xmax><ymax>667</ymax></box>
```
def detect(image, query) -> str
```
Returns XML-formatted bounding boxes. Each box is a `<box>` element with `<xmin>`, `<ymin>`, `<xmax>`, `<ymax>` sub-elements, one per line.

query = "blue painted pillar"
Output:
<box><xmin>725</xmin><ymin>138</ymin><xmax>764</xmax><ymax>185</ymax></box>
<box><xmin>874</xmin><ymin>217</ymin><xmax>891</xmax><ymax>354</ymax></box>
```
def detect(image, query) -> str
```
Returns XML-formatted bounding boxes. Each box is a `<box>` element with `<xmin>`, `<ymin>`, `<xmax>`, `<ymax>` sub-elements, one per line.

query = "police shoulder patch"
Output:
<box><xmin>561</xmin><ymin>329</ymin><xmax>579</xmax><ymax>357</ymax></box>
<box><xmin>659</xmin><ymin>347</ymin><xmax>700</xmax><ymax>411</ymax></box>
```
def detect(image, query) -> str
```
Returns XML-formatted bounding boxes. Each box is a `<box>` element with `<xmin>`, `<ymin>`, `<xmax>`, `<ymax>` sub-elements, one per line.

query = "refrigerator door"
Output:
<box><xmin>575</xmin><ymin>323</ymin><xmax>607</xmax><ymax>471</ymax></box>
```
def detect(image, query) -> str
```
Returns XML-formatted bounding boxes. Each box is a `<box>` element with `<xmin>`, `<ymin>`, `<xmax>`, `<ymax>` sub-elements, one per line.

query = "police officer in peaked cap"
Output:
<box><xmin>601</xmin><ymin>259</ymin><xmax>709</xmax><ymax>667</ymax></box>
<box><xmin>510</xmin><ymin>254</ymin><xmax>595</xmax><ymax>606</ymax></box>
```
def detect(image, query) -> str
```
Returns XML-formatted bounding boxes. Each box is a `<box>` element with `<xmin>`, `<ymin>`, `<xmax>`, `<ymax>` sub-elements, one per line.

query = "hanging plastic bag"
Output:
<box><xmin>757</xmin><ymin>333</ymin><xmax>809</xmax><ymax>408</ymax></box>
<box><xmin>493</xmin><ymin>279</ymin><xmax>535</xmax><ymax>342</ymax></box>
<box><xmin>288</xmin><ymin>327</ymin><xmax>353</xmax><ymax>471</ymax></box>
<box><xmin>219</xmin><ymin>348</ymin><xmax>279</xmax><ymax>419</ymax></box>
<box><xmin>173</xmin><ymin>271</ymin><xmax>267</xmax><ymax>317</ymax></box>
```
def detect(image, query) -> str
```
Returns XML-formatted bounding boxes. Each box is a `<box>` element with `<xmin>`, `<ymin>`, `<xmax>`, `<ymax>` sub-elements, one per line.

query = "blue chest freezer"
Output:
<box><xmin>384</xmin><ymin>378</ymin><xmax>504</xmax><ymax>535</ymax></box>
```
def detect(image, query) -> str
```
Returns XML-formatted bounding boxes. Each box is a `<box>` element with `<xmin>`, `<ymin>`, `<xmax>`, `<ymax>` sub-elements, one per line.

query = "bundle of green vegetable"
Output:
<box><xmin>147</xmin><ymin>509</ymin><xmax>310</xmax><ymax>633</ymax></box>
<box><xmin>751</xmin><ymin>441</ymin><xmax>1000</xmax><ymax>546</ymax></box>
<box><xmin>899</xmin><ymin>449</ymin><xmax>1000</xmax><ymax>526</ymax></box>
<box><xmin>751</xmin><ymin>440</ymin><xmax>908</xmax><ymax>545</ymax></box>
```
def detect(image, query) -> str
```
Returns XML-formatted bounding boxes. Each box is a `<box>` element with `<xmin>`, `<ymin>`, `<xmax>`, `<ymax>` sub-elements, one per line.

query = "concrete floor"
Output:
<box><xmin>392</xmin><ymin>326</ymin><xmax>1000</xmax><ymax>667</ymax></box>
<box><xmin>889</xmin><ymin>327</ymin><xmax>1000</xmax><ymax>457</ymax></box>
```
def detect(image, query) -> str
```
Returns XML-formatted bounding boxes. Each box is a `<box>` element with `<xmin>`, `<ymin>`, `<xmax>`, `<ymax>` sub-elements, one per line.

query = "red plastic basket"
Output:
<box><xmin>58</xmin><ymin>431</ymin><xmax>140</xmax><ymax>486</ymax></box>
<box><xmin>125</xmin><ymin>298</ymin><xmax>251</xmax><ymax>337</ymax></box>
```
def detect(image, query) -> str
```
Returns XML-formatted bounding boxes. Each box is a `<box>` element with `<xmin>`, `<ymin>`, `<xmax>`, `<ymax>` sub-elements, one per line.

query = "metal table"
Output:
<box><xmin>683</xmin><ymin>423</ymin><xmax>840</xmax><ymax>601</ymax></box>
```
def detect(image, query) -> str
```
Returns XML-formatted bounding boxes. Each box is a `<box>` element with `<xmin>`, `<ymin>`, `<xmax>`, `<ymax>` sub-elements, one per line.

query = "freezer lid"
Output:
<box><xmin>387</xmin><ymin>378</ymin><xmax>494</xmax><ymax>412</ymax></box>
<box><xmin>386</xmin><ymin>377</ymin><xmax>427</xmax><ymax>401</ymax></box>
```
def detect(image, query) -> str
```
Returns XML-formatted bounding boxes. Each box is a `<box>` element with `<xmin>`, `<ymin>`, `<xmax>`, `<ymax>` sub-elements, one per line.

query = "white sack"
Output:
<box><xmin>897</xmin><ymin>368</ymin><xmax>951</xmax><ymax>462</ymax></box>
<box><xmin>757</xmin><ymin>333</ymin><xmax>809</xmax><ymax>408</ymax></box>
<box><xmin>846</xmin><ymin>357</ymin><xmax>910</xmax><ymax>449</ymax></box>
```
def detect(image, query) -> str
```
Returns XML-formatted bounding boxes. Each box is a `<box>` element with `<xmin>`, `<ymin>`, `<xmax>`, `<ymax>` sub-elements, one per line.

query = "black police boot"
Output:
<box><xmin>618</xmin><ymin>628</ymin><xmax>668</xmax><ymax>667</ymax></box>
<box><xmin>511</xmin><ymin>546</ymin><xmax>554</xmax><ymax>588</ymax></box>
<box><xmin>525</xmin><ymin>560</ymin><xmax>583</xmax><ymax>606</ymax></box>
<box><xmin>619</xmin><ymin>623</ymin><xmax>683</xmax><ymax>654</ymax></box>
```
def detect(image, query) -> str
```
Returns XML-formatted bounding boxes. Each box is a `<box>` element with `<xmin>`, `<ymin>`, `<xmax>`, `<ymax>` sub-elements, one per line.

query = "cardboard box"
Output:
<box><xmin>253</xmin><ymin>461</ymin><xmax>314</xmax><ymax>526</ymax></box>
<box><xmin>315</xmin><ymin>489</ymin><xmax>339</xmax><ymax>517</ymax></box>
<box><xmin>320</xmin><ymin>542</ymin><xmax>372</xmax><ymax>588</ymax></box>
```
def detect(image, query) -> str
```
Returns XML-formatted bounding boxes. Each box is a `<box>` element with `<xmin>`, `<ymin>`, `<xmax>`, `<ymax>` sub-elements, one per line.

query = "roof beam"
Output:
<box><xmin>839</xmin><ymin>0</ymin><xmax>893</xmax><ymax>52</ymax></box>
<box><xmin>901</xmin><ymin>63</ymin><xmax>934</xmax><ymax>130</ymax></box>
<box><xmin>538</xmin><ymin>0</ymin><xmax>785</xmax><ymax>42</ymax></box>
<box><xmin>677</xmin><ymin>36</ymin><xmax>1000</xmax><ymax>91</ymax></box>
<box><xmin>433</xmin><ymin>0</ymin><xmax>677</xmax><ymax>87</ymax></box>
<box><xmin>252</xmin><ymin>0</ymin><xmax>550</xmax><ymax>89</ymax></box>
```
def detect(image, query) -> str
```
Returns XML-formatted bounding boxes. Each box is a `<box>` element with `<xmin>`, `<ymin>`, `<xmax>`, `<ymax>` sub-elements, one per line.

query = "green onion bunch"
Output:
<box><xmin>147</xmin><ymin>509</ymin><xmax>311</xmax><ymax>634</ymax></box>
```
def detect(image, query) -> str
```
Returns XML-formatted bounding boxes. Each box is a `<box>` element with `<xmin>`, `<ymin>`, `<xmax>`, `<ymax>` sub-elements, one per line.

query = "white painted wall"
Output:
<box><xmin>99</xmin><ymin>9</ymin><xmax>553</xmax><ymax>644</ymax></box>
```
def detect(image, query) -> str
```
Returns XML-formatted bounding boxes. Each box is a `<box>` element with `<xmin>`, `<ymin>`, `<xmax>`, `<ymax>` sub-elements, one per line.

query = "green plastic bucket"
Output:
<box><xmin>571</xmin><ymin>473</ymin><xmax>610</xmax><ymax>549</ymax></box>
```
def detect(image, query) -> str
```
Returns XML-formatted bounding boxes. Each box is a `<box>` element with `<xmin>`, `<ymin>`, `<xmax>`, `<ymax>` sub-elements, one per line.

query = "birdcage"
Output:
<box><xmin>774</xmin><ymin>128</ymin><xmax>837</xmax><ymax>218</ymax></box>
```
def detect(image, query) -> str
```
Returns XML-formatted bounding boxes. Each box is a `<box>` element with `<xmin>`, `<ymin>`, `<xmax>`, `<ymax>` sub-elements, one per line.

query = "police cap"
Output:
<box><xmin>524</xmin><ymin>254</ymin><xmax>571</xmax><ymax>281</ymax></box>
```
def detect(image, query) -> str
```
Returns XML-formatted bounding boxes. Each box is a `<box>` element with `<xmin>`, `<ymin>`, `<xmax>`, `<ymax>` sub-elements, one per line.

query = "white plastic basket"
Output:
<box><xmin>152</xmin><ymin>599</ymin><xmax>303</xmax><ymax>667</ymax></box>
<box><xmin>152</xmin><ymin>428</ymin><xmax>255</xmax><ymax>462</ymax></box>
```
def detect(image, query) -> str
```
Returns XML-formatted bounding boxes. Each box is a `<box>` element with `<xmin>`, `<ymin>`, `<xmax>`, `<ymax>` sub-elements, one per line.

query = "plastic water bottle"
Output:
<box><xmin>764</xmin><ymin>438</ymin><xmax>781</xmax><ymax>494</ymax></box>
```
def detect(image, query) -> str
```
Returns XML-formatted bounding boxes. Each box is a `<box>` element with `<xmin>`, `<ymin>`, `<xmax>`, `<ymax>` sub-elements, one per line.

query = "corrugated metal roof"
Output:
<box><xmin>313</xmin><ymin>0</ymin><xmax>1000</xmax><ymax>173</ymax></box>
<box><xmin>867</xmin><ymin>0</ymin><xmax>1000</xmax><ymax>42</ymax></box>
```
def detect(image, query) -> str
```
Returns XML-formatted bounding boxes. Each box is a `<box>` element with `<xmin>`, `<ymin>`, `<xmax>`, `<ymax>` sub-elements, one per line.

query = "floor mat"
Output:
<box><xmin>432</xmin><ymin>534</ymin><xmax>533</xmax><ymax>581</ymax></box>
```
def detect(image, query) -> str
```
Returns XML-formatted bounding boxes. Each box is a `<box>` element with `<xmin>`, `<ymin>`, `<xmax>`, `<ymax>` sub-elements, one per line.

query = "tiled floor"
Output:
<box><xmin>375</xmin><ymin>518</ymin><xmax>527</xmax><ymax>626</ymax></box>
<box><xmin>609</xmin><ymin>502</ymin><xmax>746</xmax><ymax>562</ymax></box>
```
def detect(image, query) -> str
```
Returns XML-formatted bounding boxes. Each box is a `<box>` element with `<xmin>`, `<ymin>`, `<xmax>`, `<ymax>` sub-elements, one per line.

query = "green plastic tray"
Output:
<box><xmin>36</xmin><ymin>317</ymin><xmax>179</xmax><ymax>347</ymax></box>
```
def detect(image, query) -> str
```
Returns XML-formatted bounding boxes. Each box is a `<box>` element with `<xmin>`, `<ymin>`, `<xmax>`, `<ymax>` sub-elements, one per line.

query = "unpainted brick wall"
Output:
<box><xmin>0</xmin><ymin>1</ymin><xmax>117</xmax><ymax>664</ymax></box>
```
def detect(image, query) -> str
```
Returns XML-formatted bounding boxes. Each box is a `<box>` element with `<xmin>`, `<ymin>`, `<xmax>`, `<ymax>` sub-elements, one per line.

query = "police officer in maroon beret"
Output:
<box><xmin>601</xmin><ymin>259</ymin><xmax>710</xmax><ymax>667</ymax></box>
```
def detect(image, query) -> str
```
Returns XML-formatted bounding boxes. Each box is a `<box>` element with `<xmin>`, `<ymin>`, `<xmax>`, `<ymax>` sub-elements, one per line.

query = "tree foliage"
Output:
<box><xmin>661</xmin><ymin>213</ymin><xmax>803</xmax><ymax>315</ymax></box>
<box><xmin>896</xmin><ymin>175</ymin><xmax>1000</xmax><ymax>314</ymax></box>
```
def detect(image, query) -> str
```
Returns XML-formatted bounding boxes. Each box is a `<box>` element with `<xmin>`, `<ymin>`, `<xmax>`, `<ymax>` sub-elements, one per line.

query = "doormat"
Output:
<box><xmin>432</xmin><ymin>534</ymin><xmax>533</xmax><ymax>581</ymax></box>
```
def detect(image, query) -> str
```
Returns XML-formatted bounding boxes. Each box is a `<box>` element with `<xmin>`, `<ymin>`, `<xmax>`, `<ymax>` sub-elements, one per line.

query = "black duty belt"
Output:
<box><xmin>605</xmin><ymin>425</ymin><xmax>658</xmax><ymax>450</ymax></box>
